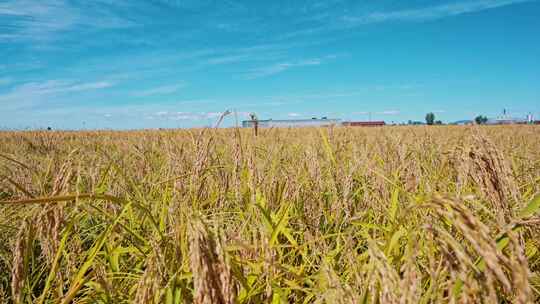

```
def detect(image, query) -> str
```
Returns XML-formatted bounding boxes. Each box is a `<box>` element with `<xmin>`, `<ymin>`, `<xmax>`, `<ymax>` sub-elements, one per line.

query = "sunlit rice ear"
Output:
<box><xmin>189</xmin><ymin>217</ymin><xmax>236</xmax><ymax>304</ymax></box>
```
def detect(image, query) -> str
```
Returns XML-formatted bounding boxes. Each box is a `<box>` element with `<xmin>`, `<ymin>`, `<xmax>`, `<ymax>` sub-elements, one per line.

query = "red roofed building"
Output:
<box><xmin>342</xmin><ymin>121</ymin><xmax>386</xmax><ymax>127</ymax></box>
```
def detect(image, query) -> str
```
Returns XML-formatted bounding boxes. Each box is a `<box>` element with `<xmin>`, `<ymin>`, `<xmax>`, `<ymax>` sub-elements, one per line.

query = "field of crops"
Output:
<box><xmin>0</xmin><ymin>126</ymin><xmax>539</xmax><ymax>303</ymax></box>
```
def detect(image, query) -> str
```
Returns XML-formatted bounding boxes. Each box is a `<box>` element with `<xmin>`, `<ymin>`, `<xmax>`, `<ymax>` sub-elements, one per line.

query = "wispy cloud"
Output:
<box><xmin>244</xmin><ymin>59</ymin><xmax>321</xmax><ymax>79</ymax></box>
<box><xmin>152</xmin><ymin>111</ymin><xmax>200</xmax><ymax>121</ymax></box>
<box><xmin>2</xmin><ymin>0</ymin><xmax>531</xmax><ymax>45</ymax></box>
<box><xmin>343</xmin><ymin>0</ymin><xmax>533</xmax><ymax>25</ymax></box>
<box><xmin>287</xmin><ymin>112</ymin><xmax>301</xmax><ymax>117</ymax></box>
<box><xmin>244</xmin><ymin>58</ymin><xmax>323</xmax><ymax>79</ymax></box>
<box><xmin>197</xmin><ymin>42</ymin><xmax>325</xmax><ymax>69</ymax></box>
<box><xmin>204</xmin><ymin>54</ymin><xmax>251</xmax><ymax>66</ymax></box>
<box><xmin>259</xmin><ymin>84</ymin><xmax>419</xmax><ymax>102</ymax></box>
<box><xmin>378</xmin><ymin>110</ymin><xmax>401</xmax><ymax>115</ymax></box>
<box><xmin>276</xmin><ymin>0</ymin><xmax>533</xmax><ymax>41</ymax></box>
<box><xmin>0</xmin><ymin>0</ymin><xmax>133</xmax><ymax>42</ymax></box>
<box><xmin>1</xmin><ymin>0</ymin><xmax>535</xmax><ymax>129</ymax></box>
<box><xmin>0</xmin><ymin>79</ymin><xmax>113</xmax><ymax>110</ymax></box>
<box><xmin>1</xmin><ymin>80</ymin><xmax>112</xmax><ymax>96</ymax></box>
<box><xmin>133</xmin><ymin>83</ymin><xmax>187</xmax><ymax>97</ymax></box>
<box><xmin>148</xmin><ymin>110</ymin><xmax>244</xmax><ymax>121</ymax></box>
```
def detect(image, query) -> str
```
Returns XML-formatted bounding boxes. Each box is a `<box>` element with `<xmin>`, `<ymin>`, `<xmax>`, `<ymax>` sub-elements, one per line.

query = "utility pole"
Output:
<box><xmin>249</xmin><ymin>113</ymin><xmax>259</xmax><ymax>136</ymax></box>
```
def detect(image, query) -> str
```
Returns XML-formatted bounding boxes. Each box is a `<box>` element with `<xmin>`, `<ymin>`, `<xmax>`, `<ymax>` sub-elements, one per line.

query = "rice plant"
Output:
<box><xmin>1</xmin><ymin>125</ymin><xmax>539</xmax><ymax>303</ymax></box>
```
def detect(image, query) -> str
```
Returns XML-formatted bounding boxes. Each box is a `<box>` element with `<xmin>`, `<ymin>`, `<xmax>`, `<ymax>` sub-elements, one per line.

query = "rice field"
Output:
<box><xmin>0</xmin><ymin>125</ymin><xmax>539</xmax><ymax>303</ymax></box>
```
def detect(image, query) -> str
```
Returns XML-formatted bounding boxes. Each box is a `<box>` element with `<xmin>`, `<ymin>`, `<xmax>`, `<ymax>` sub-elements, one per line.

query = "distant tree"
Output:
<box><xmin>425</xmin><ymin>112</ymin><xmax>435</xmax><ymax>125</ymax></box>
<box><xmin>435</xmin><ymin>120</ymin><xmax>443</xmax><ymax>125</ymax></box>
<box><xmin>475</xmin><ymin>115</ymin><xmax>488</xmax><ymax>125</ymax></box>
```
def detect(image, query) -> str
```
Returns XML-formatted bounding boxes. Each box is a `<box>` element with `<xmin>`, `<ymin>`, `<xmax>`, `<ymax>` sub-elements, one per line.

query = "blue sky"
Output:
<box><xmin>1</xmin><ymin>0</ymin><xmax>539</xmax><ymax>129</ymax></box>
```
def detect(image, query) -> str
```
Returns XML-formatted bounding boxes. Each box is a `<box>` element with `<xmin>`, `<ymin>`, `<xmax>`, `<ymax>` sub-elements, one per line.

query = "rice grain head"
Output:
<box><xmin>460</xmin><ymin>133</ymin><xmax>519</xmax><ymax>222</ymax></box>
<box><xmin>188</xmin><ymin>218</ymin><xmax>236</xmax><ymax>304</ymax></box>
<box><xmin>11</xmin><ymin>221</ymin><xmax>31</xmax><ymax>304</ymax></box>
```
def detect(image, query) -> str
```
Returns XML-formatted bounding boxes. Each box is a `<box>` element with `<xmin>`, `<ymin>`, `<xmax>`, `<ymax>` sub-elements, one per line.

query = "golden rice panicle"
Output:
<box><xmin>508</xmin><ymin>230</ymin><xmax>532</xmax><ymax>304</ymax></box>
<box><xmin>10</xmin><ymin>221</ymin><xmax>31</xmax><ymax>304</ymax></box>
<box><xmin>366</xmin><ymin>239</ymin><xmax>401</xmax><ymax>304</ymax></box>
<box><xmin>51</xmin><ymin>155</ymin><xmax>75</xmax><ymax>196</ymax></box>
<box><xmin>37</xmin><ymin>155</ymin><xmax>74</xmax><ymax>268</ymax></box>
<box><xmin>316</xmin><ymin>263</ymin><xmax>360</xmax><ymax>304</ymax></box>
<box><xmin>458</xmin><ymin>132</ymin><xmax>520</xmax><ymax>222</ymax></box>
<box><xmin>1</xmin><ymin>125</ymin><xmax>539</xmax><ymax>303</ymax></box>
<box><xmin>37</xmin><ymin>206</ymin><xmax>64</xmax><ymax>266</ymax></box>
<box><xmin>398</xmin><ymin>233</ymin><xmax>421</xmax><ymax>304</ymax></box>
<box><xmin>134</xmin><ymin>255</ymin><xmax>161</xmax><ymax>304</ymax></box>
<box><xmin>188</xmin><ymin>218</ymin><xmax>236</xmax><ymax>304</ymax></box>
<box><xmin>430</xmin><ymin>195</ymin><xmax>534</xmax><ymax>302</ymax></box>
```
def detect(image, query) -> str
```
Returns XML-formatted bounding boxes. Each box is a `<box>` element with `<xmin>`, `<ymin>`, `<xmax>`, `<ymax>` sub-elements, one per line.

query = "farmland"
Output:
<box><xmin>0</xmin><ymin>126</ymin><xmax>539</xmax><ymax>303</ymax></box>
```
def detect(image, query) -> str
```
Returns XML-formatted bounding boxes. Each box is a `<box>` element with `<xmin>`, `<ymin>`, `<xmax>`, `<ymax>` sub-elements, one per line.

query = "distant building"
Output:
<box><xmin>242</xmin><ymin>117</ymin><xmax>341</xmax><ymax>128</ymax></box>
<box><xmin>342</xmin><ymin>121</ymin><xmax>385</xmax><ymax>127</ymax></box>
<box><xmin>486</xmin><ymin>118</ymin><xmax>527</xmax><ymax>125</ymax></box>
<box><xmin>486</xmin><ymin>109</ymin><xmax>528</xmax><ymax>125</ymax></box>
<box><xmin>452</xmin><ymin>120</ymin><xmax>473</xmax><ymax>125</ymax></box>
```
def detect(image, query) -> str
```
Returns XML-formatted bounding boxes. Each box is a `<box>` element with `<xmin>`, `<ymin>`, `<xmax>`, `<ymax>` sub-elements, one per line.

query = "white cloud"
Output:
<box><xmin>260</xmin><ymin>85</ymin><xmax>417</xmax><ymax>102</ymax></box>
<box><xmin>133</xmin><ymin>83</ymin><xmax>186</xmax><ymax>97</ymax></box>
<box><xmin>205</xmin><ymin>112</ymin><xmax>223</xmax><ymax>118</ymax></box>
<box><xmin>0</xmin><ymin>80</ymin><xmax>112</xmax><ymax>97</ymax></box>
<box><xmin>379</xmin><ymin>110</ymin><xmax>401</xmax><ymax>115</ymax></box>
<box><xmin>62</xmin><ymin>81</ymin><xmax>112</xmax><ymax>92</ymax></box>
<box><xmin>1</xmin><ymin>0</ymin><xmax>530</xmax><ymax>47</ymax></box>
<box><xmin>151</xmin><ymin>111</ymin><xmax>230</xmax><ymax>121</ymax></box>
<box><xmin>173</xmin><ymin>114</ymin><xmax>200</xmax><ymax>121</ymax></box>
<box><xmin>244</xmin><ymin>58</ymin><xmax>322</xmax><ymax>79</ymax></box>
<box><xmin>0</xmin><ymin>79</ymin><xmax>113</xmax><ymax>110</ymax></box>
<box><xmin>343</xmin><ymin>0</ymin><xmax>533</xmax><ymax>25</ymax></box>
<box><xmin>287</xmin><ymin>112</ymin><xmax>301</xmax><ymax>117</ymax></box>
<box><xmin>0</xmin><ymin>0</ymin><xmax>134</xmax><ymax>42</ymax></box>
<box><xmin>270</xmin><ymin>0</ymin><xmax>533</xmax><ymax>42</ymax></box>
<box><xmin>373</xmin><ymin>84</ymin><xmax>419</xmax><ymax>91</ymax></box>
<box><xmin>205</xmin><ymin>54</ymin><xmax>250</xmax><ymax>65</ymax></box>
